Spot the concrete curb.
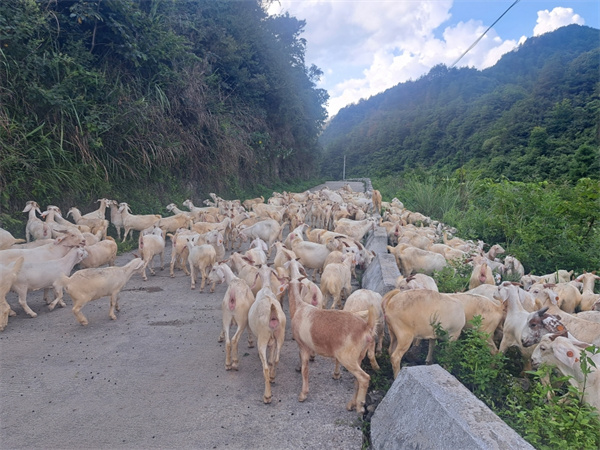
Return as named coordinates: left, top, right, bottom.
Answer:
left=370, top=365, right=535, bottom=450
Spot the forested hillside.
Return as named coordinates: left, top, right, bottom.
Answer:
left=320, top=25, right=599, bottom=183
left=0, top=0, right=328, bottom=219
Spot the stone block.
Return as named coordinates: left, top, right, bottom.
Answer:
left=362, top=252, right=399, bottom=296
left=371, top=365, right=534, bottom=450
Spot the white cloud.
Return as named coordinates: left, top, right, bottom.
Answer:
left=325, top=18, right=519, bottom=116
left=533, top=7, right=584, bottom=36
left=267, top=1, right=540, bottom=117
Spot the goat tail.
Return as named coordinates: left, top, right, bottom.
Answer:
left=268, top=303, right=280, bottom=330
left=228, top=293, right=236, bottom=311
left=366, top=304, right=377, bottom=335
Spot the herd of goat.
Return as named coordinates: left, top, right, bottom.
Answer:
left=0, top=183, right=599, bottom=414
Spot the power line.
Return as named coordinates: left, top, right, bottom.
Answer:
left=451, top=0, right=521, bottom=68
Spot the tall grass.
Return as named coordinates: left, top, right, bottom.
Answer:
left=373, top=173, right=600, bottom=274
left=375, top=173, right=475, bottom=221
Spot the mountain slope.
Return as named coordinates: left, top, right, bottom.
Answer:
left=319, top=25, right=599, bottom=182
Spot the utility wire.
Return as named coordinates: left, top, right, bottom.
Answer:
left=451, top=0, right=521, bottom=68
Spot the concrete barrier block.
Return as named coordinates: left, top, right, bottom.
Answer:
left=371, top=365, right=534, bottom=450
left=365, top=226, right=389, bottom=254
left=361, top=253, right=399, bottom=296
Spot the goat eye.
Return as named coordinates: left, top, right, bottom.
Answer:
left=540, top=345, right=546, bottom=351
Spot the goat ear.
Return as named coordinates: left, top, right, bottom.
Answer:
left=537, top=306, right=549, bottom=316
left=553, top=341, right=579, bottom=368
left=572, top=339, right=591, bottom=349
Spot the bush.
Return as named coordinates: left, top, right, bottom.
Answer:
left=434, top=318, right=600, bottom=448
left=432, top=257, right=472, bottom=293
left=373, top=173, right=600, bottom=275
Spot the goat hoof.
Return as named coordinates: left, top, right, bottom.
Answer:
left=332, top=372, right=341, bottom=380
left=248, top=342, right=255, bottom=348
left=225, top=365, right=232, bottom=371
left=28, top=312, right=38, bottom=318
left=263, top=395, right=272, bottom=404
left=298, top=393, right=307, bottom=402
left=48, top=304, right=55, bottom=312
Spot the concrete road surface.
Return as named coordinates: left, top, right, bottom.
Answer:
left=0, top=194, right=366, bottom=449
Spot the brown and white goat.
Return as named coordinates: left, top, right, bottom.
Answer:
left=288, top=277, right=376, bottom=415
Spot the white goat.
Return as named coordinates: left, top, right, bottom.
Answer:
left=343, top=289, right=384, bottom=369
left=79, top=237, right=118, bottom=269
left=238, top=219, right=282, bottom=257
left=138, top=226, right=165, bottom=281
left=0, top=229, right=85, bottom=266
left=382, top=289, right=465, bottom=378
left=12, top=246, right=88, bottom=316
left=245, top=238, right=268, bottom=266
left=0, top=257, right=24, bottom=331
left=107, top=200, right=124, bottom=240
left=492, top=282, right=536, bottom=371
left=60, top=258, right=145, bottom=325
left=522, top=286, right=600, bottom=347
left=156, top=213, right=192, bottom=235
left=395, top=274, right=438, bottom=292
left=207, top=262, right=256, bottom=370
left=248, top=265, right=287, bottom=404
left=118, top=202, right=161, bottom=242
left=531, top=334, right=600, bottom=411
left=23, top=201, right=49, bottom=242
left=167, top=228, right=196, bottom=277
left=333, top=218, right=375, bottom=241
left=576, top=272, right=600, bottom=311
left=67, top=207, right=108, bottom=238
left=81, top=198, right=110, bottom=220
left=0, top=228, right=26, bottom=250
left=186, top=234, right=217, bottom=292
left=320, top=253, right=354, bottom=309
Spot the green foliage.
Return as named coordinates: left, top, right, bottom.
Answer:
left=435, top=317, right=512, bottom=406
left=320, top=25, right=599, bottom=184
left=364, top=348, right=393, bottom=393
left=501, top=360, right=600, bottom=449
left=434, top=319, right=600, bottom=449
left=374, top=173, right=600, bottom=275
left=433, top=258, right=472, bottom=293
left=0, top=0, right=328, bottom=225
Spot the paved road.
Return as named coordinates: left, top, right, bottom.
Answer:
left=309, top=181, right=366, bottom=193
left=0, top=189, right=365, bottom=450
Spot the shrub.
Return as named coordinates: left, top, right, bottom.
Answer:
left=434, top=318, right=600, bottom=448
left=433, top=257, right=472, bottom=293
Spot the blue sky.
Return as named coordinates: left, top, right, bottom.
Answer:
left=267, top=1, right=600, bottom=117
